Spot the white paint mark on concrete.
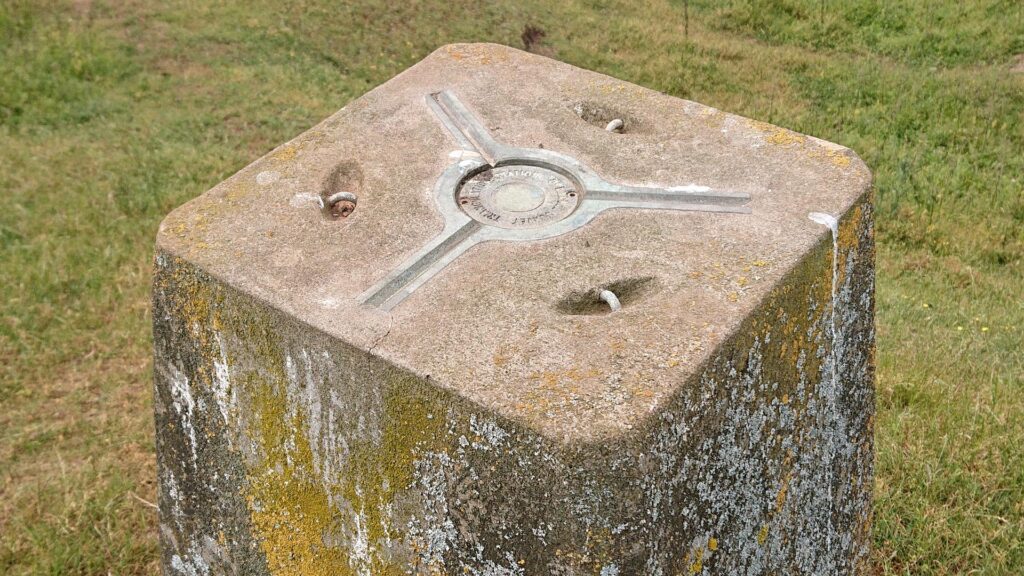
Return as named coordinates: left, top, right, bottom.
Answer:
left=808, top=212, right=840, bottom=374
left=256, top=170, right=280, bottom=185
left=808, top=212, right=838, bottom=239
left=290, top=192, right=324, bottom=208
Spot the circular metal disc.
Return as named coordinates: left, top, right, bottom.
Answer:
left=456, top=164, right=582, bottom=229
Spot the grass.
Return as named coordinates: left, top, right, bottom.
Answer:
left=0, top=0, right=1021, bottom=573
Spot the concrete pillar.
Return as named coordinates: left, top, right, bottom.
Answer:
left=153, top=43, right=874, bottom=575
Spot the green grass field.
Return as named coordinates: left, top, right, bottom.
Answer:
left=1, top=0, right=1021, bottom=574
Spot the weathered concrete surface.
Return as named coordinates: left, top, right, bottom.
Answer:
left=153, top=43, right=875, bottom=575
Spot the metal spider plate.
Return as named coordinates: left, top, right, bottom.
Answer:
left=359, top=91, right=752, bottom=310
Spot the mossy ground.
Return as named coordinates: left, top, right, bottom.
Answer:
left=1, top=1, right=1021, bottom=574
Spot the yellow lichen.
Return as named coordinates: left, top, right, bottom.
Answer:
left=775, top=472, right=792, bottom=512
left=245, top=374, right=350, bottom=576
left=747, top=120, right=806, bottom=146
left=835, top=203, right=866, bottom=289
left=806, top=146, right=853, bottom=169
left=825, top=149, right=852, bottom=167
left=443, top=44, right=509, bottom=65
left=241, top=361, right=440, bottom=575
left=757, top=524, right=769, bottom=545
left=164, top=260, right=428, bottom=575
left=272, top=144, right=299, bottom=162
left=699, top=107, right=728, bottom=128
left=551, top=527, right=616, bottom=575
left=689, top=548, right=704, bottom=574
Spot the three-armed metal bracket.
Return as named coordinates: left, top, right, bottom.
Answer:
left=358, top=91, right=751, bottom=310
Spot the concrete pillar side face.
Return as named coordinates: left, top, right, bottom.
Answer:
left=154, top=254, right=619, bottom=575
left=152, top=194, right=872, bottom=575
left=153, top=255, right=270, bottom=576
left=153, top=43, right=875, bottom=575
left=630, top=197, right=875, bottom=575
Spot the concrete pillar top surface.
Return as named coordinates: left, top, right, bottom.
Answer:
left=157, top=43, right=871, bottom=444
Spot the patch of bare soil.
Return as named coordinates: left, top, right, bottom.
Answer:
left=521, top=24, right=557, bottom=58
left=1012, top=54, right=1024, bottom=74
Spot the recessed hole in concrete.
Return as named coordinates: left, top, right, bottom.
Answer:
left=572, top=102, right=636, bottom=133
left=321, top=161, right=363, bottom=219
left=556, top=276, right=659, bottom=315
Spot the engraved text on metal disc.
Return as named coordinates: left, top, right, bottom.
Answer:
left=456, top=165, right=582, bottom=229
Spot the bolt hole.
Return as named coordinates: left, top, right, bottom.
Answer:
left=327, top=192, right=357, bottom=218
left=320, top=161, right=363, bottom=220
left=571, top=102, right=638, bottom=134
left=555, top=276, right=659, bottom=316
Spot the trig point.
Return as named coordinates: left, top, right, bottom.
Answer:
left=153, top=43, right=874, bottom=575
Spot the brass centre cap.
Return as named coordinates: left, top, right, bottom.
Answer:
left=456, top=165, right=582, bottom=229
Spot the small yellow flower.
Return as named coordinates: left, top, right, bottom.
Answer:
left=982, top=327, right=989, bottom=332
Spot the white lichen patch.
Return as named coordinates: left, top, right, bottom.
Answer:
left=212, top=333, right=234, bottom=426
left=163, top=361, right=199, bottom=464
